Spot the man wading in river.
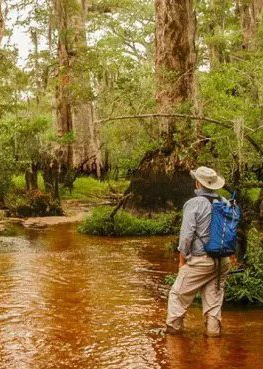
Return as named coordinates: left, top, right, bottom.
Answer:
left=166, top=166, right=231, bottom=337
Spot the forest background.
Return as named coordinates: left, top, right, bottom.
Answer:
left=1, top=0, right=263, bottom=303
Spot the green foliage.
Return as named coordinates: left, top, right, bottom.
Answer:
left=5, top=189, right=63, bottom=217
left=0, top=111, right=52, bottom=164
left=61, top=177, right=129, bottom=201
left=12, top=174, right=45, bottom=191
left=0, top=152, right=15, bottom=200
left=79, top=206, right=181, bottom=236
left=87, top=0, right=157, bottom=177
left=0, top=49, right=28, bottom=117
left=12, top=174, right=129, bottom=204
left=165, top=239, right=179, bottom=252
left=3, top=0, right=263, bottom=208
left=225, top=228, right=263, bottom=304
left=164, top=274, right=177, bottom=286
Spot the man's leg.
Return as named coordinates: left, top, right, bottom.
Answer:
left=166, top=256, right=216, bottom=332
left=166, top=265, right=196, bottom=332
left=201, top=257, right=230, bottom=337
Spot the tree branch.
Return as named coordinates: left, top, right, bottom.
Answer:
left=242, top=182, right=263, bottom=188
left=95, top=113, right=232, bottom=128
left=87, top=5, right=112, bottom=13
left=95, top=113, right=263, bottom=155
left=110, top=193, right=132, bottom=219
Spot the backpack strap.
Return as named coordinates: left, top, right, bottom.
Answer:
left=216, top=257, right=221, bottom=291
left=199, top=194, right=222, bottom=203
left=193, top=194, right=221, bottom=244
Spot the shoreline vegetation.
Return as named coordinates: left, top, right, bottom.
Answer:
left=79, top=206, right=181, bottom=236
left=11, top=175, right=128, bottom=204
left=3, top=175, right=127, bottom=218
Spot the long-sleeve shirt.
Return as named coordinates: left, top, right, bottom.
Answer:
left=178, top=188, right=220, bottom=259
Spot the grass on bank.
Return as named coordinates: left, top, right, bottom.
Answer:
left=79, top=206, right=182, bottom=236
left=12, top=175, right=129, bottom=203
left=165, top=227, right=263, bottom=305
left=60, top=177, right=128, bottom=201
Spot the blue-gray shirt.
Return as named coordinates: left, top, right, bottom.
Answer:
left=178, top=188, right=220, bottom=259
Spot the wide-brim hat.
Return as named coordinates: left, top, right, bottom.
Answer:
left=190, top=166, right=225, bottom=190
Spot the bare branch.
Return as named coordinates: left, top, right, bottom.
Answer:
left=242, top=182, right=263, bottom=188
left=87, top=5, right=112, bottom=13
left=95, top=113, right=263, bottom=155
left=110, top=193, right=132, bottom=219
left=95, top=113, right=232, bottom=128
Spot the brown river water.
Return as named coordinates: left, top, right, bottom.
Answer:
left=0, top=223, right=262, bottom=369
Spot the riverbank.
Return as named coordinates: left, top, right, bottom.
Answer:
left=0, top=199, right=97, bottom=230
left=0, top=176, right=129, bottom=230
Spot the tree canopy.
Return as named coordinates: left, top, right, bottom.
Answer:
left=1, top=0, right=263, bottom=211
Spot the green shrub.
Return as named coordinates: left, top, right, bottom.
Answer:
left=5, top=189, right=63, bottom=217
left=60, top=177, right=129, bottom=202
left=0, top=153, right=14, bottom=200
left=225, top=227, right=263, bottom=304
left=164, top=274, right=177, bottom=285
left=165, top=238, right=179, bottom=252
left=12, top=174, right=45, bottom=192
left=79, top=206, right=181, bottom=236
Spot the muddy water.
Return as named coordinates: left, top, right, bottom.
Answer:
left=0, top=224, right=262, bottom=369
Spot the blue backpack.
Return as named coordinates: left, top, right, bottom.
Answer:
left=201, top=194, right=241, bottom=257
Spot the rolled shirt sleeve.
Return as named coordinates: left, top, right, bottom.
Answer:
left=178, top=199, right=198, bottom=258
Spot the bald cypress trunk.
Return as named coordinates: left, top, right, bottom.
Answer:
left=155, top=0, right=197, bottom=145
left=71, top=0, right=103, bottom=177
left=236, top=0, right=263, bottom=50
left=206, top=0, right=227, bottom=69
left=0, top=0, right=4, bottom=45
left=125, top=0, right=197, bottom=212
left=53, top=0, right=103, bottom=175
left=53, top=0, right=74, bottom=168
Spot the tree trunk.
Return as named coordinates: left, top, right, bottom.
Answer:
left=42, top=159, right=60, bottom=201
left=53, top=0, right=74, bottom=168
left=155, top=0, right=197, bottom=144
left=53, top=0, right=103, bottom=176
left=0, top=0, right=4, bottom=45
left=236, top=0, right=263, bottom=50
left=207, top=0, right=227, bottom=69
left=30, top=29, right=41, bottom=105
left=70, top=0, right=103, bottom=177
left=25, top=163, right=39, bottom=191
left=125, top=0, right=198, bottom=211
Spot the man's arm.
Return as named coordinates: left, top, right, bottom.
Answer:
left=178, top=200, right=198, bottom=261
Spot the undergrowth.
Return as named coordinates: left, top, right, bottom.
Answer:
left=225, top=227, right=263, bottom=304
left=79, top=206, right=182, bottom=236
left=12, top=175, right=128, bottom=203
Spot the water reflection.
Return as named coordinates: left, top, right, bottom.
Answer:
left=0, top=224, right=261, bottom=368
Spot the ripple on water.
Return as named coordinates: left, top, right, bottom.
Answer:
left=0, top=224, right=261, bottom=369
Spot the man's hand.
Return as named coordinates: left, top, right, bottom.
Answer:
left=179, top=252, right=186, bottom=269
